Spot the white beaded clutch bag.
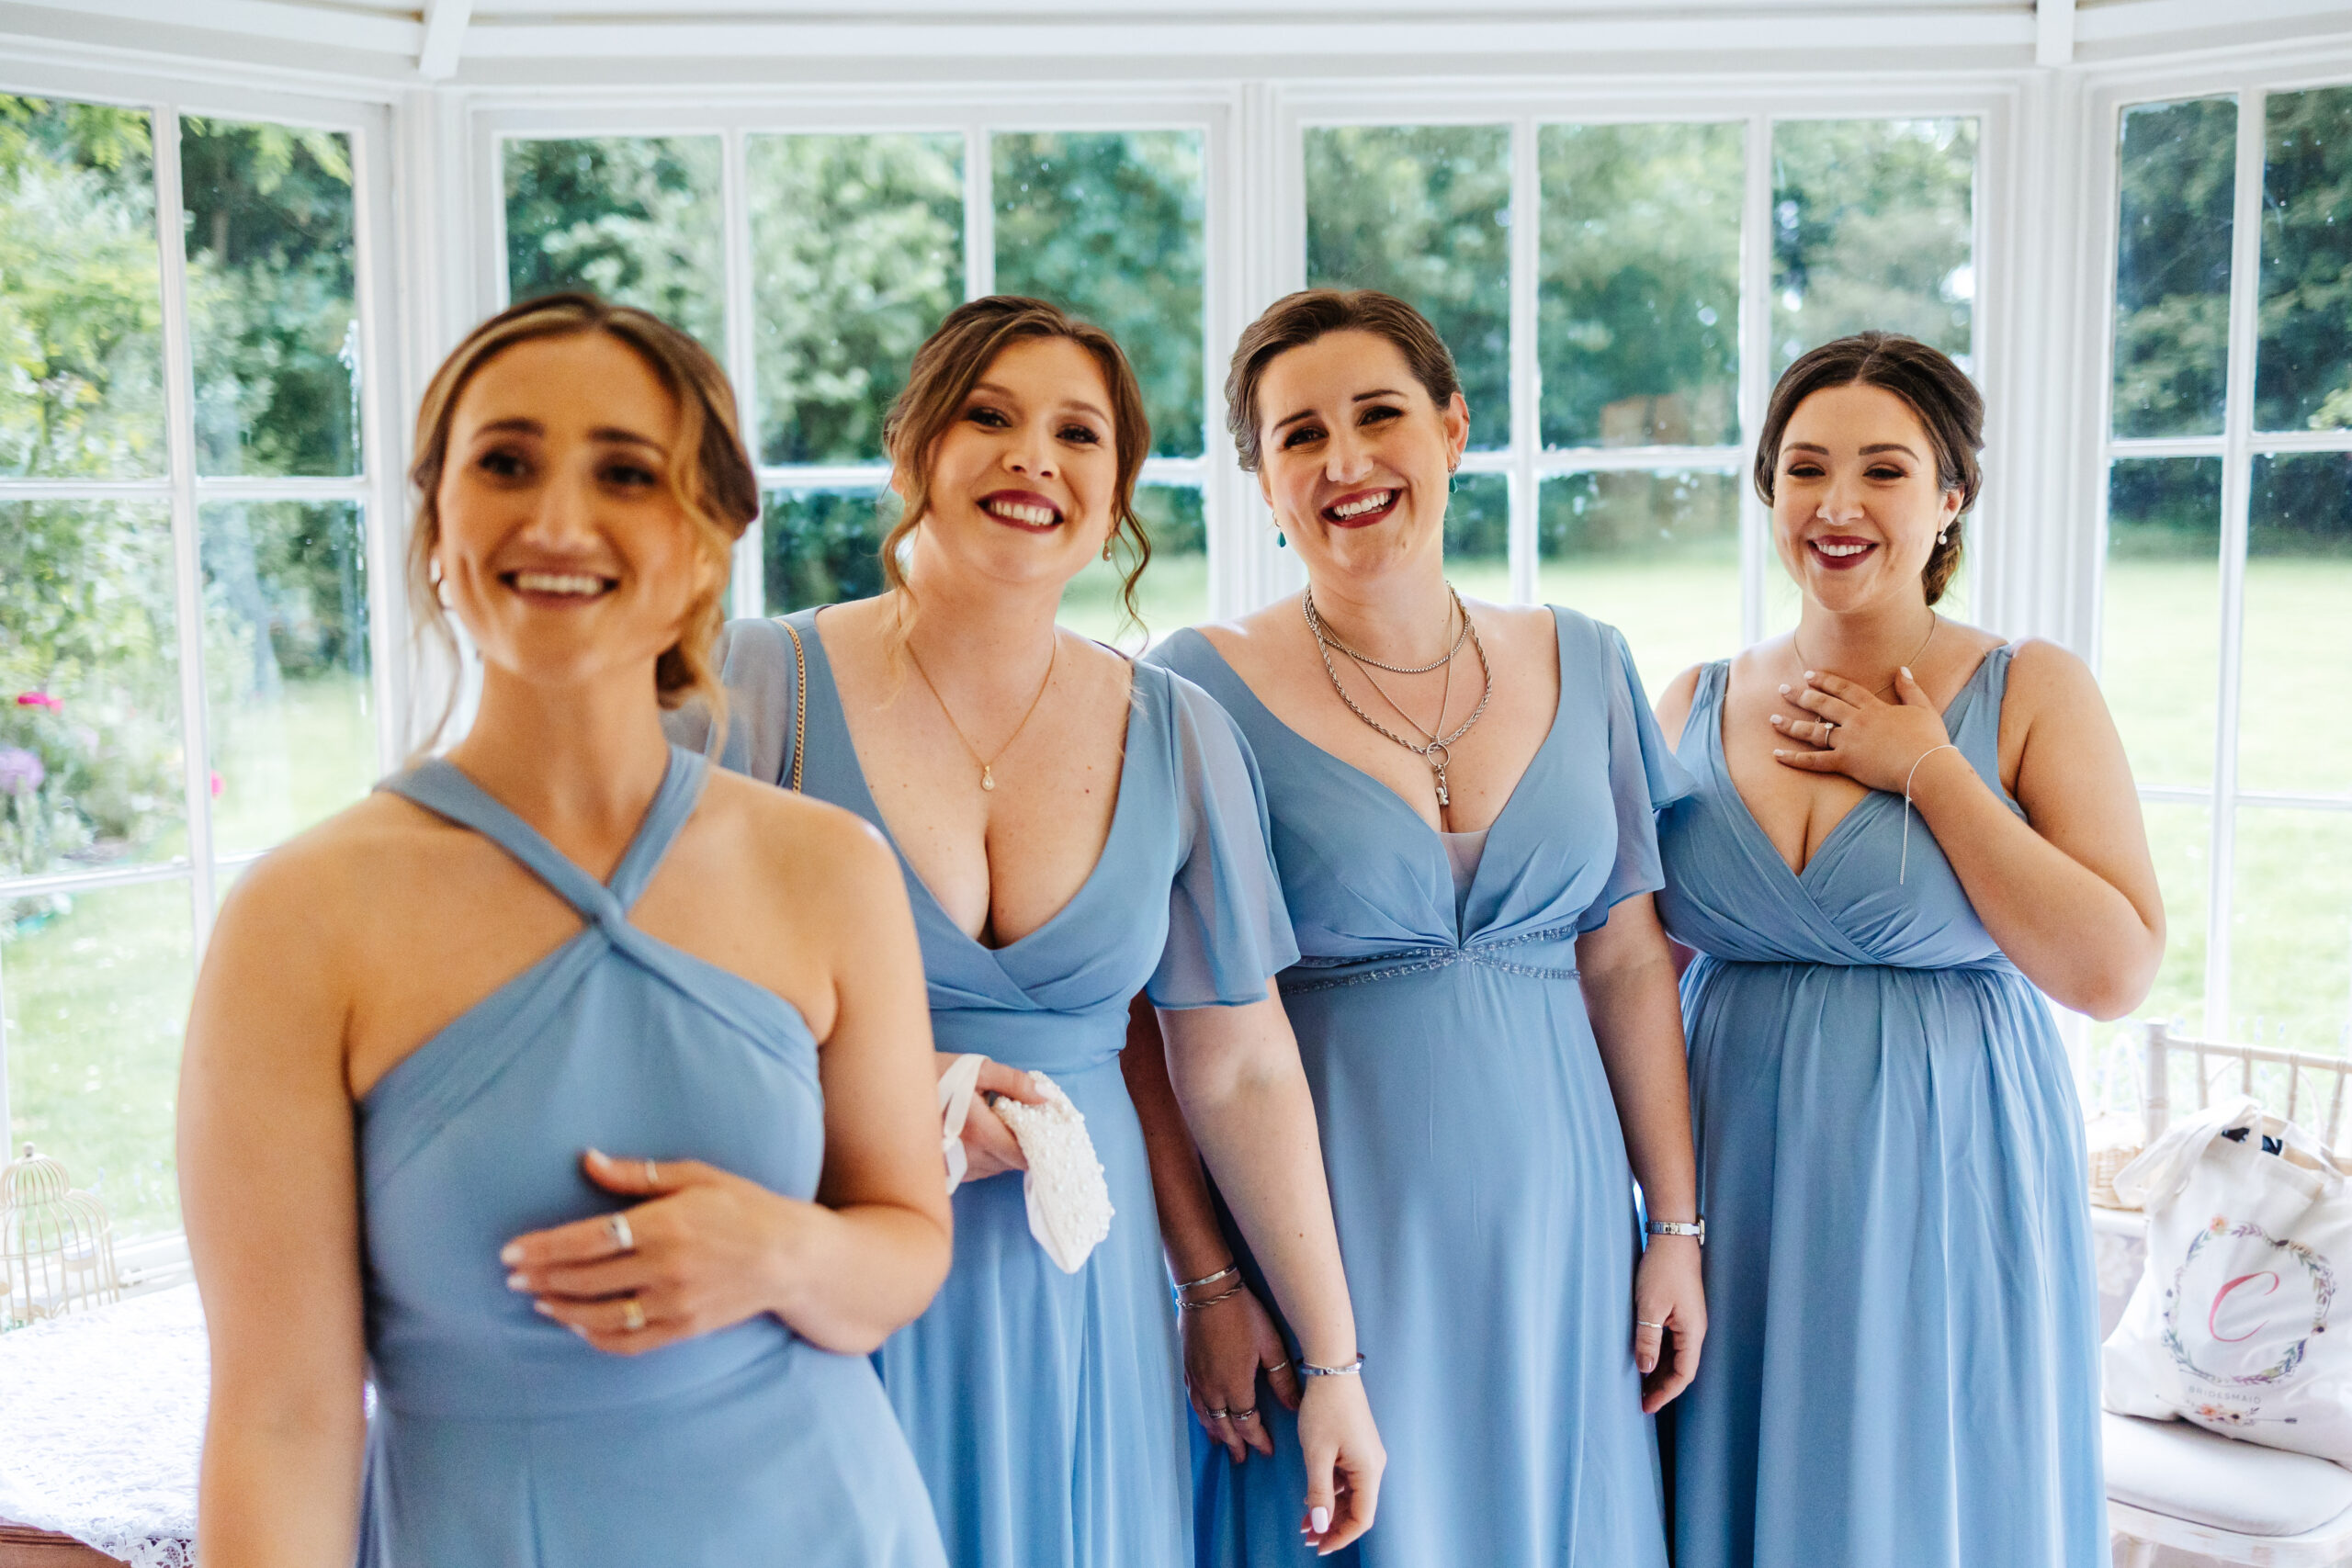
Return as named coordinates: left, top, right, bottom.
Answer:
left=991, top=1071, right=1114, bottom=1274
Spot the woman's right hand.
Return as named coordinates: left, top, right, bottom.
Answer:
left=944, top=1053, right=1045, bottom=1181
left=1296, top=1372, right=1384, bottom=1555
left=1182, top=1284, right=1299, bottom=1461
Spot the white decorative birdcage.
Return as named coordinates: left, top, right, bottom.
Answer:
left=0, top=1144, right=121, bottom=1328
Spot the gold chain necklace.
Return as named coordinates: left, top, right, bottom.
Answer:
left=906, top=635, right=1057, bottom=793
left=1792, top=612, right=1939, bottom=701
left=1302, top=585, right=1493, bottom=809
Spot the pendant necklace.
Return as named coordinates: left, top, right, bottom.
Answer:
left=1303, top=584, right=1493, bottom=810
left=907, top=634, right=1057, bottom=793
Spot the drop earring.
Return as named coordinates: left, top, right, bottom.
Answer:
left=1276, top=530, right=1287, bottom=548
left=1938, top=526, right=1951, bottom=546
left=1102, top=536, right=1114, bottom=562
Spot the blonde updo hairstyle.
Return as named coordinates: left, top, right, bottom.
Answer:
left=879, top=296, right=1154, bottom=637
left=406, top=291, right=759, bottom=746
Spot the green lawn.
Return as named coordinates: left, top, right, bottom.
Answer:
left=5, top=559, right=2346, bottom=1248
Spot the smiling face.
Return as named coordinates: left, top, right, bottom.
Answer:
left=1770, top=381, right=1963, bottom=615
left=1255, top=329, right=1468, bottom=578
left=901, top=333, right=1120, bottom=592
left=432, top=331, right=715, bottom=695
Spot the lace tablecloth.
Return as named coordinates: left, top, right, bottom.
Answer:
left=0, top=1287, right=202, bottom=1568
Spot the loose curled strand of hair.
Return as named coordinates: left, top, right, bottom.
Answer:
left=878, top=296, right=1155, bottom=648
left=403, top=291, right=759, bottom=755
left=1752, top=329, right=1984, bottom=608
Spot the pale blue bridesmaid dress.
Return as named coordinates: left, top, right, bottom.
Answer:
left=673, top=610, right=1297, bottom=1568
left=357, top=746, right=945, bottom=1567
left=1656, top=648, right=2104, bottom=1568
left=1148, top=606, right=1690, bottom=1568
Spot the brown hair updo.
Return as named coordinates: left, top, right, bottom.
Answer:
left=406, top=291, right=758, bottom=745
left=880, top=296, right=1153, bottom=632
left=1753, top=331, right=1984, bottom=607
left=1225, top=288, right=1462, bottom=472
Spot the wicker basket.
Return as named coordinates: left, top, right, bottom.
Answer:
left=2086, top=1113, right=2145, bottom=1210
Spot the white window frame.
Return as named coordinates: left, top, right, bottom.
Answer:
left=2083, top=48, right=2352, bottom=1042
left=0, top=55, right=408, bottom=1268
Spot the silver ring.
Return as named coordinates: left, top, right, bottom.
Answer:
left=621, top=1297, right=647, bottom=1333
left=1635, top=1318, right=1667, bottom=1330
left=1231, top=1407, right=1258, bottom=1421
left=605, top=1213, right=635, bottom=1254
left=1206, top=1407, right=1231, bottom=1420
left=1266, top=1359, right=1292, bottom=1374
left=643, top=1159, right=660, bottom=1186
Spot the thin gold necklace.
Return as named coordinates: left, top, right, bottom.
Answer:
left=906, top=635, right=1057, bottom=793
left=1792, top=612, right=1939, bottom=701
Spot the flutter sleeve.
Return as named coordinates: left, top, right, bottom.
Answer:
left=1145, top=671, right=1301, bottom=1009
left=1580, top=620, right=1701, bottom=932
left=659, top=617, right=801, bottom=788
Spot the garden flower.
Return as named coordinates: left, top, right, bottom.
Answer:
left=15, top=692, right=62, bottom=713
left=0, top=746, right=44, bottom=796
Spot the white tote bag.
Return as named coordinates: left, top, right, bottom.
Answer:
left=2103, top=1094, right=2352, bottom=1463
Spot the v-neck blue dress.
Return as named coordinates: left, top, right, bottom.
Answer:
left=1149, top=606, right=1691, bottom=1568
left=357, top=747, right=945, bottom=1567
left=1655, top=649, right=2103, bottom=1568
left=672, top=611, right=1298, bottom=1568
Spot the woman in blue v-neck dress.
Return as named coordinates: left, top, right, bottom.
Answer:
left=1653, top=333, right=2165, bottom=1568
left=181, top=295, right=952, bottom=1565
left=669, top=298, right=1385, bottom=1568
left=1134, top=288, right=1707, bottom=1567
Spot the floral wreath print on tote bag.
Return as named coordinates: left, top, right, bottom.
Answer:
left=2158, top=1216, right=2337, bottom=1407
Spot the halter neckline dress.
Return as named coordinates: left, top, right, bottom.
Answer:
left=358, top=745, right=944, bottom=1567
left=1150, top=605, right=1690, bottom=1568
left=675, top=612, right=1298, bottom=1568
left=1656, top=648, right=2103, bottom=1568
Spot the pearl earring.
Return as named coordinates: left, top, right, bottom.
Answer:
left=1938, top=527, right=1951, bottom=546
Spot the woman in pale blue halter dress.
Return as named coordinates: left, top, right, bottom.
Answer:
left=670, top=298, right=1385, bottom=1568
left=1133, top=289, right=1707, bottom=1568
left=1653, top=333, right=2164, bottom=1568
left=180, top=297, right=953, bottom=1566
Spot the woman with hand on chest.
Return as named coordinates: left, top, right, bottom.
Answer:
left=1653, top=332, right=2164, bottom=1568
left=670, top=296, right=1383, bottom=1567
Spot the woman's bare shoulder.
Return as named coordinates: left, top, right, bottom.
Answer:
left=697, top=769, right=900, bottom=893
left=211, top=791, right=479, bottom=962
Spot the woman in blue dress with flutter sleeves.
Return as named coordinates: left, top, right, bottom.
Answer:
left=1653, top=333, right=2165, bottom=1568
left=671, top=298, right=1385, bottom=1568
left=1134, top=288, right=1706, bottom=1568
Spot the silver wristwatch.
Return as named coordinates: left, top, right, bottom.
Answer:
left=1645, top=1218, right=1705, bottom=1245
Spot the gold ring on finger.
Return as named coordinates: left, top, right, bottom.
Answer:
left=621, top=1296, right=647, bottom=1333
left=605, top=1213, right=635, bottom=1254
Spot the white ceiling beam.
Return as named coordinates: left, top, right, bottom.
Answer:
left=418, top=0, right=472, bottom=80
left=2036, top=0, right=2075, bottom=67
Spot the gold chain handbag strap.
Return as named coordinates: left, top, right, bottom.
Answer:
left=778, top=618, right=807, bottom=794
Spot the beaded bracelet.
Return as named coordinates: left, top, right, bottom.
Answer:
left=1176, top=1263, right=1238, bottom=1293
left=1298, top=1352, right=1366, bottom=1378
left=1178, top=1284, right=1245, bottom=1313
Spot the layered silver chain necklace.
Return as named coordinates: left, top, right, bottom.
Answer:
left=1302, top=584, right=1493, bottom=809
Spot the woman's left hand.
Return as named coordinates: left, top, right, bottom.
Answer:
left=503, top=1147, right=810, bottom=1357
left=1633, top=1235, right=1706, bottom=1415
left=1770, top=667, right=1952, bottom=795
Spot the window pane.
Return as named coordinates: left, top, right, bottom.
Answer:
left=2113, top=96, right=2236, bottom=439
left=1306, top=125, right=1511, bottom=451
left=1770, top=118, right=1976, bottom=376
left=2240, top=453, right=2352, bottom=794
left=503, top=136, right=724, bottom=352
left=0, top=502, right=182, bottom=879
left=993, top=132, right=1204, bottom=459
left=1057, top=484, right=1206, bottom=649
left=749, top=133, right=962, bottom=466
left=201, top=502, right=373, bottom=857
left=1, top=879, right=194, bottom=1239
left=2141, top=800, right=2211, bottom=1029
left=1538, top=122, right=1741, bottom=450
left=762, top=488, right=888, bottom=616
left=2257, top=85, right=2352, bottom=433
left=1539, top=470, right=1740, bottom=698
left=2103, top=457, right=2222, bottom=787
left=2230, top=808, right=2352, bottom=1051
left=182, top=118, right=359, bottom=477
left=0, top=96, right=164, bottom=478
left=1440, top=472, right=1510, bottom=604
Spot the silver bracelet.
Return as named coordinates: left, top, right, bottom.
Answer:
left=1297, top=1352, right=1366, bottom=1378
left=1176, top=1263, right=1238, bottom=1293
left=1179, top=1284, right=1245, bottom=1313
left=1645, top=1217, right=1705, bottom=1245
